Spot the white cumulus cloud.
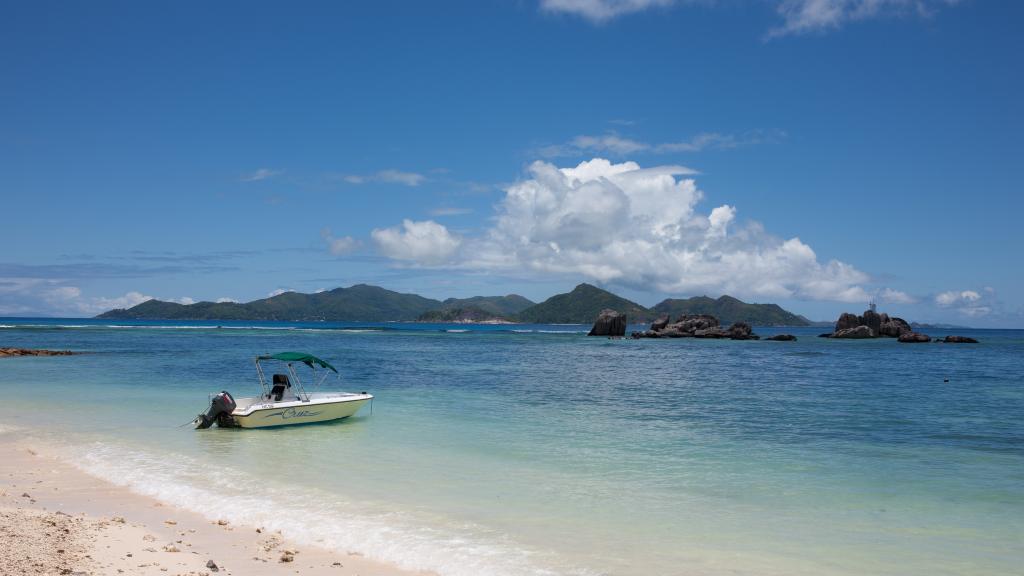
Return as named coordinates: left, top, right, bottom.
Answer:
left=540, top=132, right=765, bottom=158
left=371, top=219, right=462, bottom=265
left=540, top=0, right=674, bottom=23
left=344, top=169, right=426, bottom=187
left=935, top=289, right=980, bottom=307
left=321, top=228, right=360, bottom=256
left=934, top=288, right=991, bottom=317
left=78, top=291, right=155, bottom=314
left=878, top=287, right=916, bottom=304
left=373, top=158, right=874, bottom=303
left=770, top=0, right=962, bottom=37
left=240, top=168, right=283, bottom=182
left=541, top=0, right=961, bottom=36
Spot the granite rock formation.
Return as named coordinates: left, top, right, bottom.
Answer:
left=826, top=308, right=912, bottom=339
left=0, top=348, right=78, bottom=357
left=631, top=315, right=759, bottom=340
left=941, top=335, right=979, bottom=343
left=588, top=309, right=627, bottom=337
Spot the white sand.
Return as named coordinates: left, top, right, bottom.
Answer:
left=0, top=438, right=429, bottom=576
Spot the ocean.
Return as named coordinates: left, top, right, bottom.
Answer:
left=1, top=319, right=1021, bottom=576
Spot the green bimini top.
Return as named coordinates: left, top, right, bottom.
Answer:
left=257, top=352, right=338, bottom=373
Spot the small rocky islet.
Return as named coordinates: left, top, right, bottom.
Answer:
left=0, top=347, right=79, bottom=357
left=818, top=308, right=979, bottom=344
left=588, top=306, right=978, bottom=344
left=587, top=309, right=782, bottom=340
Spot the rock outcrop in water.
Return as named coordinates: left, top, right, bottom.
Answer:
left=765, top=334, right=797, bottom=341
left=824, top=308, right=981, bottom=344
left=825, top=308, right=912, bottom=339
left=588, top=309, right=627, bottom=337
left=631, top=314, right=759, bottom=340
left=0, top=348, right=78, bottom=357
left=940, top=335, right=979, bottom=343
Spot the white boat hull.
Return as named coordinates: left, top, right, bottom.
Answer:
left=231, top=393, right=372, bottom=428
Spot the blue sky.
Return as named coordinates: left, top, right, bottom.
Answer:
left=1, top=0, right=1021, bottom=326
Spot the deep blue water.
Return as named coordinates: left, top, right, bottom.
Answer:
left=1, top=319, right=1021, bottom=576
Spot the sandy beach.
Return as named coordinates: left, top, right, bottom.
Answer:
left=0, top=438, right=423, bottom=576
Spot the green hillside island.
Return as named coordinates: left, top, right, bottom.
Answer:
left=651, top=295, right=812, bottom=327
left=440, top=294, right=535, bottom=317
left=515, top=283, right=656, bottom=324
left=416, top=306, right=517, bottom=323
left=98, top=284, right=443, bottom=322
left=97, top=283, right=810, bottom=326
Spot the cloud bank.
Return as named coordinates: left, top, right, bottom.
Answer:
left=371, top=158, right=879, bottom=303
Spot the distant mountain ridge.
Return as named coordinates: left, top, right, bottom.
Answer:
left=651, top=295, right=811, bottom=327
left=515, top=283, right=656, bottom=324
left=440, top=295, right=534, bottom=316
left=98, top=283, right=811, bottom=326
left=98, top=284, right=442, bottom=322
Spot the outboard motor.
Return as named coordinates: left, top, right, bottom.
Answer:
left=193, top=391, right=237, bottom=429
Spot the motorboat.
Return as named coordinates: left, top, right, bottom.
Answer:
left=194, top=352, right=372, bottom=429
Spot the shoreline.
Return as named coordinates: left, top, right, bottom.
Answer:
left=0, top=438, right=425, bottom=576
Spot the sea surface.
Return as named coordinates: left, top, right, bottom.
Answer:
left=1, top=318, right=1021, bottom=576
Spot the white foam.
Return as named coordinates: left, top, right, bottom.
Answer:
left=70, top=442, right=589, bottom=576
left=445, top=329, right=470, bottom=333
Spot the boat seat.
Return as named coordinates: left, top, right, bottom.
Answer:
left=269, top=373, right=291, bottom=401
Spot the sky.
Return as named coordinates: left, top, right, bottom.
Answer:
left=1, top=0, right=1021, bottom=326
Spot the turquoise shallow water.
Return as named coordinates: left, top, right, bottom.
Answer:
left=1, top=319, right=1022, bottom=575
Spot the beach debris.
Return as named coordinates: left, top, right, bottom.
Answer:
left=216, top=519, right=229, bottom=526
left=111, top=516, right=126, bottom=523
left=206, top=559, right=220, bottom=572
left=332, top=561, right=343, bottom=567
left=162, top=543, right=181, bottom=552
left=164, top=519, right=177, bottom=525
left=279, top=551, right=295, bottom=563
left=143, top=534, right=157, bottom=542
